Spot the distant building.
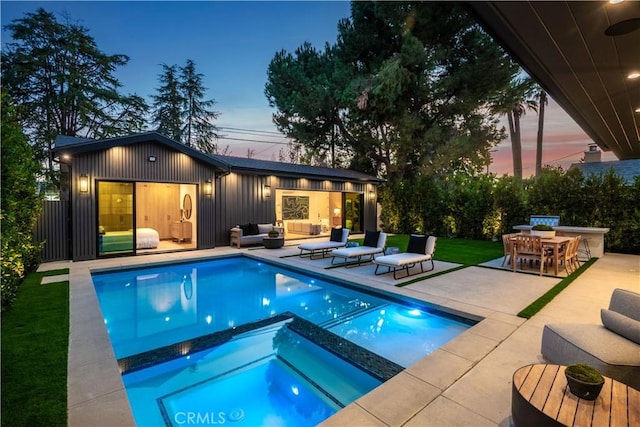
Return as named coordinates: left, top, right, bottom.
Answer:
left=569, top=145, right=640, bottom=185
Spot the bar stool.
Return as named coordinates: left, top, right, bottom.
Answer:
left=578, top=237, right=592, bottom=260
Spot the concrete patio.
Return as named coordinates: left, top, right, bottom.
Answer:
left=40, top=237, right=639, bottom=426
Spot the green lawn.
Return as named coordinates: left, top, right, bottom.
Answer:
left=1, top=269, right=69, bottom=427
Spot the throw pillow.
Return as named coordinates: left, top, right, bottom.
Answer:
left=330, top=227, right=343, bottom=242
left=601, top=309, right=640, bottom=345
left=363, top=230, right=380, bottom=247
left=407, top=235, right=427, bottom=254
left=239, top=223, right=252, bottom=236
left=249, top=223, right=260, bottom=236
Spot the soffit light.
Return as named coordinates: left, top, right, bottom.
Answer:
left=628, top=72, right=640, bottom=79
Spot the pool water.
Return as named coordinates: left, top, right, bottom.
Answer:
left=123, top=320, right=382, bottom=426
left=92, top=256, right=473, bottom=426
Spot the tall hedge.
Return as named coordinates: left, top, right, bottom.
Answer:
left=1, top=92, right=43, bottom=311
left=379, top=167, right=639, bottom=254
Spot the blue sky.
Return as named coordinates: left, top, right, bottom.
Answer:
left=1, top=1, right=351, bottom=158
left=2, top=1, right=613, bottom=174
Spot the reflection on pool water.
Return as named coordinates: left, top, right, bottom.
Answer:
left=92, top=256, right=474, bottom=426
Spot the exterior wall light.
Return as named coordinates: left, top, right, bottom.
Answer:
left=204, top=180, right=213, bottom=196
left=79, top=175, right=89, bottom=193
left=148, top=155, right=157, bottom=162
left=263, top=184, right=271, bottom=199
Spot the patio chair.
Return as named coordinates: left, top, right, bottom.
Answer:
left=501, top=233, right=519, bottom=267
left=298, top=228, right=350, bottom=259
left=373, top=235, right=437, bottom=279
left=556, top=235, right=581, bottom=275
left=512, top=234, right=548, bottom=276
left=331, top=230, right=387, bottom=267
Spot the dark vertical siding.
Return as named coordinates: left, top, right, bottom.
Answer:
left=215, top=173, right=378, bottom=246
left=70, top=142, right=217, bottom=261
left=33, top=201, right=69, bottom=262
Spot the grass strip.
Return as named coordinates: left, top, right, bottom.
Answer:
left=41, top=268, right=69, bottom=276
left=517, top=258, right=598, bottom=319
left=1, top=271, right=69, bottom=427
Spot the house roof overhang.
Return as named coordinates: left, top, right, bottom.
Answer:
left=466, top=1, right=640, bottom=160
left=53, top=131, right=231, bottom=174
left=53, top=132, right=384, bottom=184
left=210, top=154, right=385, bottom=184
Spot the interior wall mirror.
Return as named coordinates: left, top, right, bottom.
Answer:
left=183, top=194, right=192, bottom=220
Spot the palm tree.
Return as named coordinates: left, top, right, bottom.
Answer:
left=535, top=88, right=548, bottom=177
left=491, top=74, right=538, bottom=180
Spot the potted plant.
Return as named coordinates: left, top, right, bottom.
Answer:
left=268, top=228, right=280, bottom=238
left=565, top=363, right=604, bottom=400
left=531, top=224, right=556, bottom=238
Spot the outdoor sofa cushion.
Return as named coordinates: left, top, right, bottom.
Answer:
left=601, top=309, right=640, bottom=345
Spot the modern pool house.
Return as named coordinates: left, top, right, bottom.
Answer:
left=42, top=131, right=383, bottom=262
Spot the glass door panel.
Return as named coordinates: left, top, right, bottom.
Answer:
left=344, top=192, right=363, bottom=233
left=98, top=181, right=134, bottom=256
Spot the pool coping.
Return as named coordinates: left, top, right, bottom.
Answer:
left=65, top=247, right=524, bottom=426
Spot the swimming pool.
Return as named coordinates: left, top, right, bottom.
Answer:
left=92, top=256, right=474, bottom=425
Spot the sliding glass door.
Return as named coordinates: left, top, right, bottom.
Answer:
left=97, top=181, right=134, bottom=256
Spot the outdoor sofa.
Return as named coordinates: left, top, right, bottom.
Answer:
left=229, top=223, right=282, bottom=248
left=541, top=288, right=640, bottom=390
left=298, top=227, right=350, bottom=259
left=287, top=222, right=321, bottom=235
left=373, top=235, right=437, bottom=279
left=331, top=230, right=387, bottom=267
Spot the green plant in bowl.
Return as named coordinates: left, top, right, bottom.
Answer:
left=532, top=224, right=554, bottom=231
left=268, top=228, right=280, bottom=238
left=565, top=363, right=604, bottom=400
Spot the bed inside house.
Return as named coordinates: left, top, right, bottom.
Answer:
left=99, top=228, right=159, bottom=252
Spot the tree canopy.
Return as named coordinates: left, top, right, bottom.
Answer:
left=1, top=8, right=148, bottom=185
left=151, top=59, right=220, bottom=153
left=265, top=2, right=520, bottom=182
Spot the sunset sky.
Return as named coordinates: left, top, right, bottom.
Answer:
left=2, top=1, right=616, bottom=177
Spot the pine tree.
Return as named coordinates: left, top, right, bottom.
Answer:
left=151, top=64, right=184, bottom=141
left=180, top=59, right=220, bottom=153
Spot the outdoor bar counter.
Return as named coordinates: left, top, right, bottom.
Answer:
left=513, top=225, right=610, bottom=259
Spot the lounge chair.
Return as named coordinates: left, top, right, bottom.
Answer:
left=373, top=235, right=437, bottom=279
left=331, top=230, right=387, bottom=267
left=298, top=228, right=350, bottom=259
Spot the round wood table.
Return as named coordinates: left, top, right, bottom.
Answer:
left=512, top=364, right=640, bottom=427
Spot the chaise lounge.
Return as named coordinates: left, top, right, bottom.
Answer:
left=331, top=230, right=387, bottom=267
left=298, top=227, right=350, bottom=259
left=541, top=288, right=640, bottom=390
left=373, top=235, right=437, bottom=279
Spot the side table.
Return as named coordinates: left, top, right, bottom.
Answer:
left=512, top=364, right=639, bottom=427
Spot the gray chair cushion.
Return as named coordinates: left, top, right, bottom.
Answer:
left=609, top=288, right=640, bottom=321
left=601, top=309, right=640, bottom=345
